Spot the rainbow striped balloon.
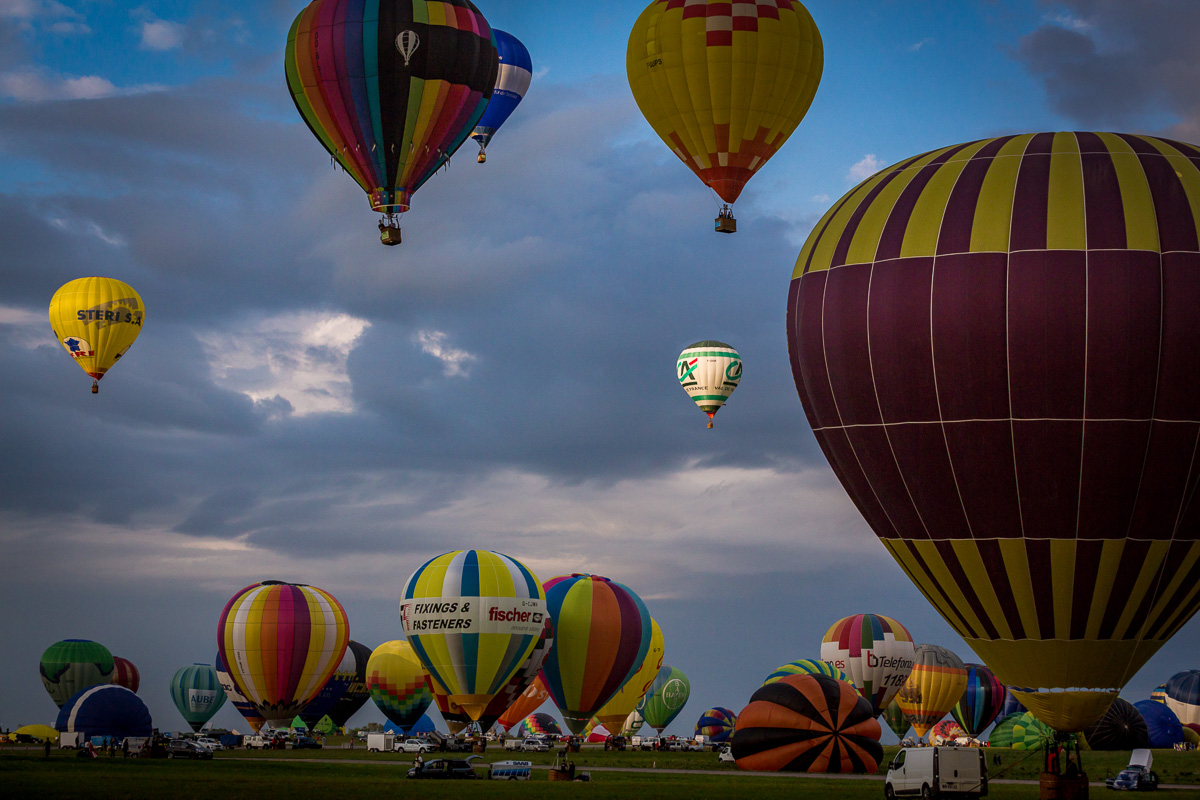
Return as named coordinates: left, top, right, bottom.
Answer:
left=401, top=550, right=546, bottom=721
left=216, top=580, right=349, bottom=727
left=540, top=574, right=652, bottom=734
left=763, top=659, right=853, bottom=687
left=820, top=613, right=915, bottom=717
left=695, top=707, right=737, bottom=742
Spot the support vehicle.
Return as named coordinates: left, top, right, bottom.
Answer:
left=1106, top=749, right=1159, bottom=791
left=885, top=746, right=988, bottom=798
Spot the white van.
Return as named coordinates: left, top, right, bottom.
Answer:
left=885, top=746, right=988, bottom=798
left=489, top=760, right=533, bottom=780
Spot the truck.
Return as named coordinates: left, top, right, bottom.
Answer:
left=884, top=746, right=988, bottom=799
left=366, top=733, right=395, bottom=753
left=59, top=732, right=85, bottom=749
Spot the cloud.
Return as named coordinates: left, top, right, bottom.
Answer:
left=415, top=330, right=477, bottom=378
left=908, top=37, right=933, bottom=52
left=139, top=19, right=184, bottom=51
left=0, top=67, right=162, bottom=101
left=847, top=154, right=882, bottom=182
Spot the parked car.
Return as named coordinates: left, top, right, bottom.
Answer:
left=399, top=738, right=437, bottom=754
left=167, top=740, right=214, bottom=760
left=292, top=736, right=322, bottom=750
left=639, top=736, right=661, bottom=751
left=718, top=744, right=736, bottom=764
left=194, top=737, right=221, bottom=751
left=443, top=738, right=472, bottom=752
left=1106, top=749, right=1158, bottom=791
left=406, top=757, right=481, bottom=779
left=504, top=737, right=547, bottom=752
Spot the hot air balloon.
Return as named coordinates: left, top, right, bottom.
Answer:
left=1151, top=683, right=1168, bottom=703
left=882, top=699, right=910, bottom=739
left=540, top=573, right=652, bottom=734
left=622, top=709, right=645, bottom=737
left=285, top=0, right=499, bottom=245
left=40, top=639, right=114, bottom=709
left=474, top=615, right=555, bottom=734
left=1134, top=699, right=1184, bottom=747
left=677, top=341, right=742, bottom=428
left=325, top=641, right=373, bottom=728
left=733, top=674, right=882, bottom=773
left=1083, top=697, right=1148, bottom=750
left=170, top=664, right=227, bottom=732
left=55, top=685, right=151, bottom=742
left=427, top=672, right=472, bottom=735
left=695, top=707, right=737, bottom=743
left=48, top=277, right=145, bottom=393
left=627, top=0, right=823, bottom=232
left=215, top=649, right=266, bottom=733
left=496, top=674, right=551, bottom=734
left=512, top=711, right=561, bottom=739
left=819, top=614, right=915, bottom=717
left=300, top=640, right=371, bottom=730
left=787, top=131, right=1200, bottom=732
left=110, top=657, right=140, bottom=694
left=763, top=659, right=851, bottom=687
left=895, top=645, right=967, bottom=740
left=470, top=29, right=531, bottom=163
left=989, top=711, right=1054, bottom=750
left=594, top=618, right=664, bottom=732
left=216, top=580, right=350, bottom=727
left=639, top=665, right=691, bottom=734
left=366, top=640, right=433, bottom=732
left=401, top=550, right=546, bottom=722
left=951, top=663, right=1006, bottom=738
left=1164, top=669, right=1200, bottom=726
left=930, top=719, right=966, bottom=745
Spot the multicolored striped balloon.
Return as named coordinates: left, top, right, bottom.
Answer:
left=215, top=649, right=265, bottom=732
left=476, top=615, right=554, bottom=733
left=285, top=0, right=499, bottom=217
left=170, top=663, right=227, bottom=732
left=216, top=580, right=350, bottom=727
left=110, top=656, right=140, bottom=694
left=1151, top=683, right=1169, bottom=703
left=540, top=573, right=652, bottom=734
left=929, top=718, right=966, bottom=745
left=763, top=658, right=852, bottom=687
left=895, top=644, right=968, bottom=739
left=951, top=663, right=1006, bottom=737
left=788, top=132, right=1200, bottom=732
left=989, top=711, right=1054, bottom=750
left=639, top=664, right=691, bottom=734
left=401, top=550, right=546, bottom=721
left=677, top=341, right=742, bottom=428
left=733, top=674, right=882, bottom=773
left=594, top=617, right=664, bottom=731
left=819, top=614, right=915, bottom=717
left=427, top=671, right=471, bottom=735
left=512, top=711, right=561, bottom=739
left=40, top=639, right=114, bottom=709
left=695, top=707, right=737, bottom=743
left=366, top=640, right=432, bottom=732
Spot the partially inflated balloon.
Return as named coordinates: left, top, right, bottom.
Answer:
left=1164, top=669, right=1200, bottom=726
left=622, top=709, right=644, bottom=736
left=513, top=711, right=561, bottom=739
left=366, top=640, right=432, bottom=732
left=301, top=640, right=370, bottom=728
left=217, top=580, right=350, bottom=727
left=1151, top=683, right=1168, bottom=703
left=40, top=639, right=114, bottom=709
left=819, top=614, right=915, bottom=717
left=55, top=685, right=151, bottom=741
left=882, top=699, right=910, bottom=739
left=677, top=341, right=742, bottom=428
left=639, top=665, right=691, bottom=734
left=989, top=711, right=1053, bottom=750
left=541, top=574, right=652, bottom=733
left=111, top=657, right=140, bottom=694
left=627, top=0, right=822, bottom=215
left=49, top=277, right=144, bottom=392
left=930, top=719, right=966, bottom=745
left=470, top=29, right=531, bottom=163
left=401, top=550, right=546, bottom=721
left=1135, top=699, right=1184, bottom=747
left=695, top=707, right=737, bottom=743
left=325, top=641, right=373, bottom=728
left=285, top=1, right=499, bottom=221
left=951, top=663, right=1006, bottom=738
left=788, top=132, right=1200, bottom=731
left=594, top=618, right=664, bottom=731
left=763, top=659, right=851, bottom=687
left=895, top=645, right=967, bottom=739
left=496, top=674, right=551, bottom=734
left=216, top=650, right=265, bottom=733
left=1083, top=698, right=1148, bottom=750
left=170, top=664, right=227, bottom=732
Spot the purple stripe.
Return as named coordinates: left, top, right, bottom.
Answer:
left=1156, top=138, right=1200, bottom=163
left=1010, top=133, right=1055, bottom=251
left=285, top=586, right=312, bottom=705
left=801, top=190, right=867, bottom=276
left=815, top=427, right=902, bottom=539
left=846, top=426, right=929, bottom=539
left=1098, top=539, right=1152, bottom=639
left=867, top=257, right=939, bottom=422
left=829, top=154, right=926, bottom=268
left=1144, top=541, right=1200, bottom=638
left=974, top=539, right=1025, bottom=639
left=943, top=420, right=1023, bottom=539
left=1014, top=420, right=1083, bottom=539
left=898, top=540, right=975, bottom=633
left=791, top=275, right=837, bottom=428
left=888, top=422, right=971, bottom=539
left=933, top=540, right=998, bottom=638
left=1076, top=131, right=1127, bottom=250
left=1120, top=134, right=1199, bottom=253
left=821, top=263, right=880, bottom=426
left=1025, top=539, right=1057, bottom=638
left=937, top=136, right=1017, bottom=255
left=1069, top=540, right=1105, bottom=638
left=875, top=143, right=976, bottom=261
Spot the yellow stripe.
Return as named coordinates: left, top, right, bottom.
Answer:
left=997, top=539, right=1041, bottom=639
left=951, top=540, right=1013, bottom=639
left=1139, top=136, right=1200, bottom=246
left=900, top=139, right=992, bottom=258
left=1086, top=540, right=1127, bottom=639
left=1096, top=132, right=1160, bottom=252
left=1112, top=540, right=1170, bottom=637
left=1139, top=542, right=1200, bottom=637
left=1050, top=539, right=1076, bottom=638
left=1046, top=132, right=1086, bottom=251
left=970, top=134, right=1035, bottom=252
left=793, top=196, right=851, bottom=278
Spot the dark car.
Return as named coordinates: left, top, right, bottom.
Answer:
left=406, top=756, right=481, bottom=780
left=292, top=736, right=323, bottom=750
left=1106, top=750, right=1159, bottom=792
left=167, top=740, right=214, bottom=760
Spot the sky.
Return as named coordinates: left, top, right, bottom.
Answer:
left=2, top=0, right=1199, bottom=740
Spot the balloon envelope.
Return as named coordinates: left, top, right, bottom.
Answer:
left=110, top=657, right=139, bottom=695
left=170, top=664, right=227, bottom=732
left=733, top=674, right=882, bottom=773
left=882, top=699, right=910, bottom=739
left=677, top=341, right=742, bottom=426
left=695, top=707, right=737, bottom=743
left=401, top=550, right=546, bottom=721
left=215, top=649, right=265, bottom=733
left=285, top=0, right=499, bottom=215
left=470, top=29, right=531, bottom=159
left=626, top=0, right=823, bottom=205
left=638, top=665, right=690, bottom=734
left=951, top=663, right=1006, bottom=737
left=475, top=615, right=555, bottom=734
left=496, top=674, right=552, bottom=734
left=989, top=711, right=1054, bottom=750
left=512, top=711, right=561, bottom=739
left=764, top=659, right=851, bottom=687
left=1134, top=699, right=1185, bottom=747
left=1083, top=697, right=1148, bottom=751
left=1164, top=669, right=1200, bottom=726
left=366, top=640, right=433, bottom=732
left=820, top=614, right=915, bottom=717
left=325, top=641, right=373, bottom=728
left=56, top=685, right=151, bottom=741
left=930, top=719, right=966, bottom=745
left=594, top=618, right=664, bottom=731
left=216, top=580, right=350, bottom=726
left=40, top=639, right=114, bottom=709
left=788, top=131, right=1200, bottom=731
left=48, top=277, right=144, bottom=389
left=895, top=645, right=967, bottom=739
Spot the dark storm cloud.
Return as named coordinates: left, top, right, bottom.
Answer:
left=1016, top=0, right=1200, bottom=131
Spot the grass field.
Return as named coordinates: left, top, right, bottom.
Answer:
left=3, top=744, right=1197, bottom=799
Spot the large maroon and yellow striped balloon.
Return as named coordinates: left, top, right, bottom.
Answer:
left=788, top=132, right=1200, bottom=732
left=111, top=656, right=140, bottom=694
left=733, top=673, right=882, bottom=773
left=216, top=580, right=350, bottom=727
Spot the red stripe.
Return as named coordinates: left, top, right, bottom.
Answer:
left=707, top=30, right=733, bottom=46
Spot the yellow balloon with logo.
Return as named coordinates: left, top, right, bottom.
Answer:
left=593, top=618, right=664, bottom=731
left=48, top=277, right=144, bottom=393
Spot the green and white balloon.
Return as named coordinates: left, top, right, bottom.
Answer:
left=677, top=341, right=742, bottom=428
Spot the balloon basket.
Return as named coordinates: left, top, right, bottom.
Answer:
left=379, top=225, right=402, bottom=246
left=1039, top=772, right=1088, bottom=800
left=714, top=205, right=736, bottom=234
left=91, top=380, right=99, bottom=394
left=472, top=741, right=486, bottom=753
left=477, top=152, right=487, bottom=164
left=548, top=768, right=571, bottom=781
left=707, top=421, right=714, bottom=429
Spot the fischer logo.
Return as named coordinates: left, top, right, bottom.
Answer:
left=488, top=606, right=544, bottom=624
left=867, top=653, right=913, bottom=670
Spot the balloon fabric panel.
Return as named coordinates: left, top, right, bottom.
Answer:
left=789, top=131, right=1200, bottom=731
left=111, top=657, right=140, bottom=694
left=1165, top=669, right=1200, bottom=726
left=40, top=639, right=115, bottom=709
left=366, top=640, right=432, bottom=731
left=951, top=663, right=1006, bottom=737
left=595, top=617, right=664, bottom=730
left=216, top=650, right=266, bottom=732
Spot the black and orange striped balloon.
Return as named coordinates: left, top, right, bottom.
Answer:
left=732, top=673, right=882, bottom=773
